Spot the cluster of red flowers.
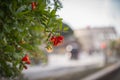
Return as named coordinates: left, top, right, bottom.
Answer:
left=22, top=54, right=31, bottom=69
left=50, top=35, right=64, bottom=46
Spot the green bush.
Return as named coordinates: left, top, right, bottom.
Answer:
left=0, top=0, right=63, bottom=78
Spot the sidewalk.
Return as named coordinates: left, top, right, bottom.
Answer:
left=22, top=53, right=105, bottom=80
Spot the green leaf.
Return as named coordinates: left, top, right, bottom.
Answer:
left=50, top=10, right=56, bottom=17
left=4, top=46, right=15, bottom=53
left=20, top=44, right=33, bottom=51
left=63, top=26, right=69, bottom=31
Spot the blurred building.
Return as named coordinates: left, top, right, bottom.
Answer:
left=74, top=27, right=117, bottom=53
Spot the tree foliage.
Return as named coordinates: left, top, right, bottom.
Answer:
left=0, top=0, right=63, bottom=78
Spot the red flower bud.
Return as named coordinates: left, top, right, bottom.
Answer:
left=50, top=35, right=64, bottom=46
left=22, top=54, right=31, bottom=64
left=31, top=2, right=37, bottom=10
left=26, top=60, right=31, bottom=64
left=50, top=36, right=56, bottom=42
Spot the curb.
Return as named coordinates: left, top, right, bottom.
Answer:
left=81, top=61, right=120, bottom=80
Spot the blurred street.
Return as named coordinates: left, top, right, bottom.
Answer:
left=22, top=52, right=116, bottom=80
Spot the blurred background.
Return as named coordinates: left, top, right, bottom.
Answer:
left=22, top=0, right=120, bottom=80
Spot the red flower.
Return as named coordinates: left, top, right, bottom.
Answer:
left=51, top=36, right=56, bottom=42
left=57, top=36, right=64, bottom=41
left=31, top=2, right=37, bottom=10
left=22, top=54, right=31, bottom=64
left=50, top=35, right=64, bottom=46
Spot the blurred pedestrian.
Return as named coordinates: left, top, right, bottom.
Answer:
left=70, top=48, right=79, bottom=60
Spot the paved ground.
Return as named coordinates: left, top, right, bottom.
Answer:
left=108, top=68, right=120, bottom=80
left=22, top=52, right=116, bottom=80
left=98, top=67, right=120, bottom=80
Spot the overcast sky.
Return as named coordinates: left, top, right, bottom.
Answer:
left=57, top=0, right=120, bottom=34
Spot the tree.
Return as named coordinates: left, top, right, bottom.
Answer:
left=0, top=0, right=64, bottom=78
left=62, top=23, right=73, bottom=37
left=110, top=39, right=120, bottom=57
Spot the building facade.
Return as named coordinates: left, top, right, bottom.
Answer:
left=74, top=27, right=117, bottom=53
